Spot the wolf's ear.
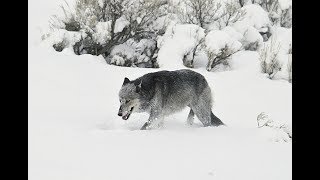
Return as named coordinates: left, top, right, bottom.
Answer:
left=123, top=77, right=130, bottom=86
left=134, top=79, right=142, bottom=93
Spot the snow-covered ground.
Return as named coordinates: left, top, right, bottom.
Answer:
left=29, top=0, right=292, bottom=180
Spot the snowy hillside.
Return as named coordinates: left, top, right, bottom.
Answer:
left=29, top=0, right=292, bottom=180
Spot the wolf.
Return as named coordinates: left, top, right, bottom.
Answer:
left=118, top=69, right=224, bottom=130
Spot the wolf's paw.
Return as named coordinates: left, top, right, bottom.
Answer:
left=186, top=119, right=194, bottom=126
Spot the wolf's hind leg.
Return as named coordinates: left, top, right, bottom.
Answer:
left=193, top=109, right=211, bottom=127
left=186, top=109, right=195, bottom=126
left=191, top=104, right=212, bottom=127
left=211, top=111, right=224, bottom=126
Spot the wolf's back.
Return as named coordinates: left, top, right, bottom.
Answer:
left=137, top=69, right=210, bottom=97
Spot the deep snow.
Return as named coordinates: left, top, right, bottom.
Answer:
left=29, top=0, right=292, bottom=180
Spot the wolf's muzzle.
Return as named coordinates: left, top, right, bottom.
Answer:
left=118, top=107, right=122, bottom=116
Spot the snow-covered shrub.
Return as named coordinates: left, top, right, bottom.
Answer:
left=204, top=30, right=242, bottom=71
left=49, top=0, right=169, bottom=68
left=257, top=112, right=273, bottom=128
left=53, top=37, right=68, bottom=52
left=180, top=26, right=205, bottom=68
left=177, top=0, right=246, bottom=30
left=269, top=26, right=292, bottom=54
left=157, top=24, right=205, bottom=68
left=287, top=53, right=292, bottom=83
left=234, top=4, right=271, bottom=31
left=48, top=29, right=85, bottom=53
left=257, top=26, right=291, bottom=81
left=257, top=112, right=292, bottom=142
left=177, top=0, right=222, bottom=29
left=242, top=26, right=264, bottom=50
left=231, top=4, right=270, bottom=48
left=222, top=26, right=244, bottom=41
left=259, top=37, right=282, bottom=79
left=108, top=39, right=159, bottom=68
left=279, top=5, right=292, bottom=28
left=182, top=39, right=203, bottom=68
left=214, top=1, right=247, bottom=30
left=254, top=0, right=292, bottom=28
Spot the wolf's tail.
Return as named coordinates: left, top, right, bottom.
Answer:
left=211, top=112, right=225, bottom=126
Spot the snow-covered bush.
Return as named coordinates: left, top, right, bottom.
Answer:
left=177, top=0, right=222, bottom=29
left=177, top=0, right=246, bottom=30
left=242, top=26, right=264, bottom=50
left=233, top=4, right=271, bottom=32
left=254, top=0, right=292, bottom=28
left=214, top=1, right=247, bottom=30
left=221, top=26, right=244, bottom=41
left=287, top=53, right=292, bottom=83
left=53, top=37, right=68, bottom=52
left=279, top=5, right=292, bottom=28
left=259, top=37, right=282, bottom=79
left=46, top=28, right=85, bottom=53
left=259, top=26, right=291, bottom=81
left=257, top=112, right=292, bottom=142
left=269, top=26, right=291, bottom=54
left=182, top=39, right=203, bottom=68
left=108, top=39, right=159, bottom=68
left=49, top=0, right=169, bottom=68
left=204, top=30, right=242, bottom=71
left=46, top=0, right=291, bottom=71
left=157, top=24, right=205, bottom=68
left=231, top=4, right=270, bottom=49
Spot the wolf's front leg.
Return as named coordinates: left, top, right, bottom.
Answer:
left=140, top=110, right=163, bottom=130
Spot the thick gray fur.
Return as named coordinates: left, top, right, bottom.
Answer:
left=118, top=69, right=224, bottom=130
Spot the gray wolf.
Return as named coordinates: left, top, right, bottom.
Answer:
left=118, top=69, right=224, bottom=130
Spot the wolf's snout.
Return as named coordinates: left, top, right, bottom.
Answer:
left=118, top=107, right=122, bottom=116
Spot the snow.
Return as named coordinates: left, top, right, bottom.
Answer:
left=136, top=17, right=142, bottom=24
left=278, top=0, right=292, bottom=10
left=269, top=26, right=292, bottom=54
left=114, top=16, right=130, bottom=33
left=242, top=4, right=270, bottom=30
left=259, top=26, right=292, bottom=80
left=111, top=43, right=136, bottom=59
left=93, top=21, right=112, bottom=44
left=229, top=4, right=270, bottom=51
left=44, top=29, right=85, bottom=47
left=109, top=39, right=156, bottom=66
left=242, top=26, right=264, bottom=49
left=233, top=4, right=270, bottom=32
left=157, top=24, right=205, bottom=68
left=228, top=50, right=260, bottom=72
left=29, top=46, right=292, bottom=180
left=29, top=0, right=292, bottom=180
left=204, top=30, right=242, bottom=54
left=222, top=26, right=244, bottom=42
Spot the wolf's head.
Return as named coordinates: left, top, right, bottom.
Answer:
left=118, top=77, right=142, bottom=120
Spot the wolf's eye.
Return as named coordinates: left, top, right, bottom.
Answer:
left=125, top=100, right=130, bottom=103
